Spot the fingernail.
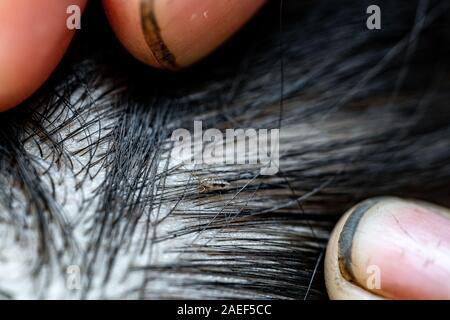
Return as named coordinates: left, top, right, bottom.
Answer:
left=0, top=0, right=87, bottom=111
left=141, top=0, right=266, bottom=69
left=338, top=198, right=450, bottom=299
left=104, top=0, right=265, bottom=69
left=140, top=0, right=178, bottom=69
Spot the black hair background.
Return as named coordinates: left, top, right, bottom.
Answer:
left=0, top=0, right=449, bottom=299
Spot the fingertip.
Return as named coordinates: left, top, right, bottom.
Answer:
left=103, top=0, right=266, bottom=70
left=102, top=0, right=161, bottom=68
left=325, top=197, right=450, bottom=300
left=0, top=0, right=87, bottom=112
left=325, top=198, right=386, bottom=300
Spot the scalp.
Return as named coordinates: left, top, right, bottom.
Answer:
left=0, top=0, right=449, bottom=299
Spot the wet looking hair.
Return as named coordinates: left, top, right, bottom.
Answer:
left=0, top=0, right=449, bottom=299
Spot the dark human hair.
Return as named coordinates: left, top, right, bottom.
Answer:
left=0, top=0, right=449, bottom=299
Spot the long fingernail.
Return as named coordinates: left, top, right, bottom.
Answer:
left=338, top=198, right=450, bottom=299
left=140, top=0, right=266, bottom=69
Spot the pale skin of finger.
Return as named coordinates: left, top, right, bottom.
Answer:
left=325, top=197, right=450, bottom=300
left=0, top=0, right=87, bottom=112
left=102, top=0, right=266, bottom=70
